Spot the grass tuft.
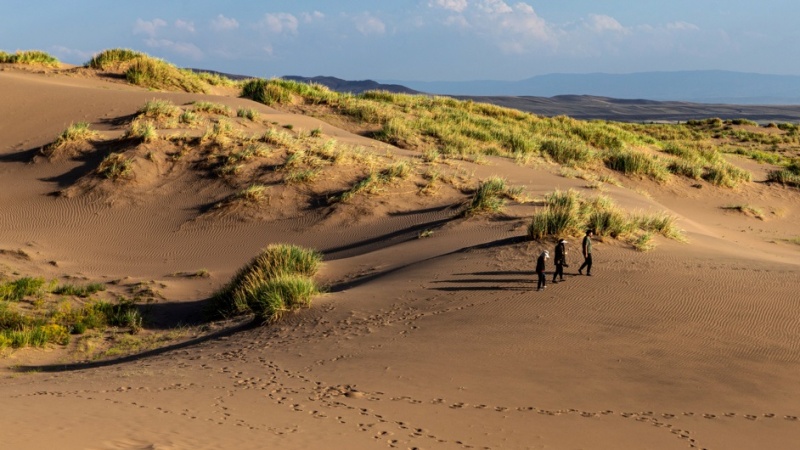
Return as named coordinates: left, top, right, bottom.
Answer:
left=0, top=50, right=59, bottom=66
left=97, top=153, right=133, bottom=180
left=209, top=244, right=322, bottom=322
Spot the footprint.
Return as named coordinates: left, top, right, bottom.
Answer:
left=703, top=414, right=716, bottom=419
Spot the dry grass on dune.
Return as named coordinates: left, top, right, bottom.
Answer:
left=2, top=49, right=800, bottom=360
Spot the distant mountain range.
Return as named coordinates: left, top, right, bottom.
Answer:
left=281, top=76, right=420, bottom=95
left=278, top=72, right=800, bottom=122
left=192, top=69, right=800, bottom=121
left=383, top=71, right=800, bottom=105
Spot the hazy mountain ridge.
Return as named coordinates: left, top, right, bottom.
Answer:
left=385, top=70, right=800, bottom=105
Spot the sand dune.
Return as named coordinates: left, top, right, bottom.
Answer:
left=1, top=65, right=800, bottom=449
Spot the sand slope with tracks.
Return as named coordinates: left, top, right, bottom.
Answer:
left=1, top=65, right=800, bottom=450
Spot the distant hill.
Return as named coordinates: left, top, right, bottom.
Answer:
left=387, top=71, right=800, bottom=105
left=190, top=68, right=800, bottom=122
left=453, top=95, right=800, bottom=123
left=281, top=76, right=421, bottom=95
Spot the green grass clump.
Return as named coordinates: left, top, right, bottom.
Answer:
left=529, top=190, right=685, bottom=244
left=52, top=283, right=106, bottom=298
left=237, top=108, right=260, bottom=121
left=0, top=50, right=59, bottom=66
left=604, top=148, right=670, bottom=182
left=192, top=71, right=237, bottom=87
left=631, top=232, right=655, bottom=252
left=241, top=78, right=293, bottom=106
left=86, top=48, right=145, bottom=69
left=193, top=101, right=232, bottom=116
left=209, top=244, right=322, bottom=321
left=125, top=56, right=207, bottom=93
left=138, top=98, right=181, bottom=119
left=468, top=177, right=507, bottom=214
left=0, top=324, right=69, bottom=349
left=337, top=161, right=413, bottom=202
left=702, top=162, right=752, bottom=187
left=249, top=275, right=318, bottom=322
left=44, top=122, right=98, bottom=156
left=0, top=277, right=47, bottom=302
left=540, top=139, right=597, bottom=167
left=236, top=184, right=269, bottom=204
left=1, top=275, right=145, bottom=350
left=766, top=160, right=800, bottom=188
left=464, top=177, right=519, bottom=216
left=52, top=299, right=143, bottom=335
left=97, top=153, right=133, bottom=180
left=126, top=119, right=158, bottom=142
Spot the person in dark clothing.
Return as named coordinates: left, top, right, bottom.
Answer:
left=536, top=250, right=549, bottom=291
left=552, top=239, right=568, bottom=283
left=578, top=230, right=593, bottom=276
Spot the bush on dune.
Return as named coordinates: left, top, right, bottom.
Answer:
left=86, top=48, right=146, bottom=70
left=124, top=55, right=207, bottom=93
left=0, top=50, right=59, bottom=67
left=528, top=190, right=685, bottom=246
left=209, top=244, right=322, bottom=322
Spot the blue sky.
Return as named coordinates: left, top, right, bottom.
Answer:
left=2, top=1, right=798, bottom=81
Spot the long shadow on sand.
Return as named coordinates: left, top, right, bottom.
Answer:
left=0, top=147, right=41, bottom=163
left=321, top=212, right=462, bottom=261
left=12, top=319, right=257, bottom=373
left=327, top=235, right=528, bottom=292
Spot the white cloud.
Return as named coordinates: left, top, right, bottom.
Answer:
left=586, top=14, right=627, bottom=34
left=51, top=45, right=94, bottom=62
left=174, top=19, right=195, bottom=33
left=133, top=18, right=167, bottom=37
left=259, top=13, right=299, bottom=35
left=211, top=14, right=239, bottom=31
left=477, top=0, right=513, bottom=15
left=144, top=38, right=204, bottom=60
left=666, top=21, right=700, bottom=31
left=301, top=11, right=325, bottom=23
left=354, top=13, right=386, bottom=36
left=429, top=0, right=468, bottom=13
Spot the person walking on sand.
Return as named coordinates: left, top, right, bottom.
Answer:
left=552, top=239, right=568, bottom=283
left=578, top=230, right=593, bottom=276
left=536, top=250, right=549, bottom=291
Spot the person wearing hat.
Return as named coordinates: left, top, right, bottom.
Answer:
left=552, top=239, right=568, bottom=283
left=536, top=250, right=549, bottom=291
left=579, top=229, right=593, bottom=276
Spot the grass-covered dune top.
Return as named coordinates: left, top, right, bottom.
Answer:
left=0, top=50, right=60, bottom=67
left=84, top=48, right=238, bottom=93
left=240, top=78, right=800, bottom=189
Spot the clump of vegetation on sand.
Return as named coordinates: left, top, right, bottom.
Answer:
left=42, top=122, right=99, bottom=157
left=335, top=161, right=412, bottom=202
left=86, top=48, right=146, bottom=70
left=209, top=244, right=322, bottom=323
left=721, top=204, right=766, bottom=220
left=97, top=153, right=133, bottom=180
left=0, top=50, right=60, bottom=67
left=0, top=276, right=143, bottom=351
left=125, top=55, right=208, bottom=93
left=527, top=189, right=685, bottom=249
left=463, top=176, right=524, bottom=216
left=766, top=160, right=800, bottom=188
